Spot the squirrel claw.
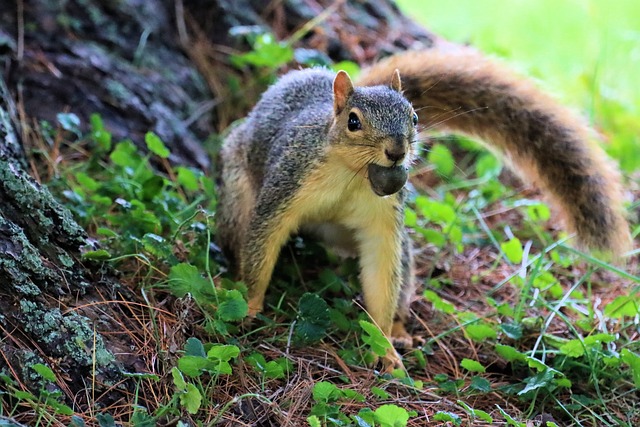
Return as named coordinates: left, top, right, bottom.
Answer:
left=247, top=296, right=264, bottom=318
left=381, top=348, right=405, bottom=374
left=391, top=321, right=417, bottom=349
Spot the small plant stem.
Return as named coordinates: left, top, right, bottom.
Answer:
left=205, top=214, right=220, bottom=306
left=553, top=395, right=585, bottom=427
left=286, top=0, right=347, bottom=45
left=538, top=298, right=607, bottom=409
left=530, top=272, right=591, bottom=356
left=513, top=251, right=544, bottom=323
left=209, top=393, right=273, bottom=426
left=560, top=245, right=640, bottom=285
left=488, top=237, right=571, bottom=296
left=472, top=206, right=512, bottom=266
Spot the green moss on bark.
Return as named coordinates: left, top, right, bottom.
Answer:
left=19, top=300, right=116, bottom=374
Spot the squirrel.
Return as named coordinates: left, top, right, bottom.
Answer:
left=216, top=47, right=632, bottom=371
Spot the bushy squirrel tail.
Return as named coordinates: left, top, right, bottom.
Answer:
left=357, top=48, right=631, bottom=256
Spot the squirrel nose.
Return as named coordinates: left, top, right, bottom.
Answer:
left=385, top=147, right=405, bottom=162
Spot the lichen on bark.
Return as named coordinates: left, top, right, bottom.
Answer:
left=19, top=300, right=116, bottom=371
left=0, top=94, right=124, bottom=406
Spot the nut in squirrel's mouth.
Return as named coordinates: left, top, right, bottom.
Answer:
left=367, top=163, right=408, bottom=196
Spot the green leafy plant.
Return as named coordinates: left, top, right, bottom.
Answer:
left=50, top=116, right=251, bottom=335
left=170, top=338, right=241, bottom=414
left=457, top=400, right=494, bottom=423
left=245, top=352, right=293, bottom=381
left=294, top=293, right=332, bottom=344
left=230, top=32, right=294, bottom=70
left=172, top=367, right=202, bottom=414
left=433, top=411, right=462, bottom=426
left=0, top=363, right=74, bottom=424
left=308, top=381, right=415, bottom=427
left=359, top=320, right=393, bottom=359
left=309, top=381, right=365, bottom=425
left=167, top=263, right=248, bottom=334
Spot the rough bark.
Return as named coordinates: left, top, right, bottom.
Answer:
left=2, top=0, right=213, bottom=169
left=0, top=73, right=127, bottom=408
left=0, top=0, right=437, bottom=419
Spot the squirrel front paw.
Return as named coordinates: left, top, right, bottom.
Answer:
left=247, top=296, right=265, bottom=318
left=391, top=320, right=424, bottom=349
left=381, top=347, right=405, bottom=374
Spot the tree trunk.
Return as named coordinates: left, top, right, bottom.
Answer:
left=0, top=73, right=125, bottom=409
left=0, top=0, right=437, bottom=422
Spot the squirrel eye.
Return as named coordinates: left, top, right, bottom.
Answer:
left=412, top=112, right=418, bottom=126
left=348, top=112, right=362, bottom=132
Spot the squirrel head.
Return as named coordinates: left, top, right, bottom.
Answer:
left=330, top=69, right=417, bottom=196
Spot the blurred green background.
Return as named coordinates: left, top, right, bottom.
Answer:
left=396, top=0, right=640, bottom=172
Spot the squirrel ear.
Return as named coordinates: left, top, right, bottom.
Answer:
left=390, top=69, right=402, bottom=92
left=333, top=70, right=354, bottom=114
